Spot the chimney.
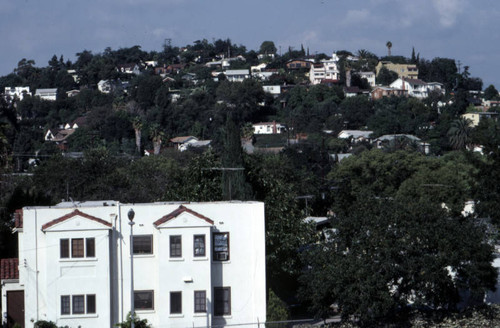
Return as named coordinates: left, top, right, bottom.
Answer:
left=346, top=69, right=352, bottom=87
left=273, top=121, right=277, bottom=134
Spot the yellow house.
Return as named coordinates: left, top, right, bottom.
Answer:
left=376, top=61, right=419, bottom=79
left=461, top=112, right=499, bottom=127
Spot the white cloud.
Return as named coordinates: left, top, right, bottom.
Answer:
left=432, top=0, right=465, bottom=27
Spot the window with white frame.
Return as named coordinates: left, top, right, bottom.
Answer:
left=194, top=290, right=206, bottom=313
left=170, top=291, right=182, bottom=314
left=134, top=290, right=154, bottom=310
left=170, top=235, right=182, bottom=258
left=214, top=287, right=231, bottom=316
left=61, top=294, right=96, bottom=315
left=133, top=235, right=153, bottom=255
left=60, top=238, right=95, bottom=259
left=194, top=235, right=206, bottom=257
left=213, top=232, right=229, bottom=261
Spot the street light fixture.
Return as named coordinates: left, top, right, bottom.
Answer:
left=128, top=208, right=135, bottom=328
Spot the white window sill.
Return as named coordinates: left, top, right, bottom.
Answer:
left=133, top=254, right=155, bottom=259
left=60, top=313, right=98, bottom=319
left=193, top=257, right=208, bottom=261
left=212, top=260, right=231, bottom=264
left=136, top=309, right=155, bottom=313
left=194, top=313, right=208, bottom=317
left=169, top=257, right=184, bottom=262
left=60, top=258, right=97, bottom=263
left=169, top=314, right=184, bottom=318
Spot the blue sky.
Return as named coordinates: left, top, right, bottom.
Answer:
left=2, top=0, right=499, bottom=88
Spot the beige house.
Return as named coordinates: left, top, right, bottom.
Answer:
left=461, top=112, right=499, bottom=127
left=376, top=61, right=418, bottom=79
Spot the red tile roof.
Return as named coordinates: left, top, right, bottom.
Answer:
left=1, top=258, right=19, bottom=280
left=42, top=209, right=112, bottom=231
left=153, top=205, right=214, bottom=227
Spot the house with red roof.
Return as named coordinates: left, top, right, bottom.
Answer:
left=2, top=201, right=266, bottom=328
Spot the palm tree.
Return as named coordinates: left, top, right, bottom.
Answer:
left=386, top=41, right=392, bottom=57
left=149, top=123, right=165, bottom=155
left=448, top=118, right=473, bottom=150
left=131, top=116, right=143, bottom=155
left=357, top=49, right=369, bottom=59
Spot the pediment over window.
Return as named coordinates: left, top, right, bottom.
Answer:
left=153, top=205, right=214, bottom=229
left=42, top=209, right=112, bottom=232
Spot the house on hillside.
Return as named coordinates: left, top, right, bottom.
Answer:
left=309, top=55, right=340, bottom=85
left=461, top=111, right=499, bottom=127
left=35, top=88, right=57, bottom=101
left=170, top=136, right=199, bottom=150
left=390, top=78, right=444, bottom=99
left=4, top=86, right=31, bottom=102
left=286, top=59, right=312, bottom=70
left=117, top=63, right=141, bottom=75
left=1, top=201, right=266, bottom=328
left=370, top=86, right=408, bottom=100
left=376, top=61, right=419, bottom=79
left=338, top=130, right=373, bottom=143
left=253, top=121, right=286, bottom=134
left=223, top=70, right=250, bottom=83
left=358, top=72, right=376, bottom=87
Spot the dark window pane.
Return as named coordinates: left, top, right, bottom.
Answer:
left=170, top=235, right=182, bottom=258
left=194, top=290, right=206, bottom=313
left=194, top=235, right=205, bottom=257
left=214, top=287, right=231, bottom=316
left=134, top=290, right=154, bottom=310
left=170, top=291, right=182, bottom=314
left=86, top=238, right=95, bottom=258
left=72, top=239, right=84, bottom=258
left=87, top=294, right=96, bottom=314
left=61, top=295, right=70, bottom=315
left=133, top=235, right=153, bottom=254
left=72, top=295, right=85, bottom=314
left=60, top=239, right=69, bottom=258
left=213, top=233, right=229, bottom=261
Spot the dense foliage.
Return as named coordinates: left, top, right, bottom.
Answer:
left=1, top=40, right=499, bottom=325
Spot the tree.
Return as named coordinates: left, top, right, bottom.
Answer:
left=131, top=116, right=143, bottom=155
left=484, top=84, right=499, bottom=100
left=221, top=115, right=249, bottom=200
left=149, top=123, right=164, bottom=155
left=448, top=117, right=473, bottom=150
left=300, top=196, right=497, bottom=326
left=259, top=41, right=277, bottom=55
left=376, top=66, right=398, bottom=85
left=116, top=312, right=152, bottom=328
left=386, top=41, right=392, bottom=56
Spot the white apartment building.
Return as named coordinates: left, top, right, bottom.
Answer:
left=309, top=56, right=340, bottom=85
left=3, top=201, right=266, bottom=328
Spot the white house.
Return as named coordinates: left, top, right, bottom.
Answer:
left=4, top=86, right=31, bottom=101
left=35, top=88, right=58, bottom=101
left=338, top=130, right=373, bottom=143
left=309, top=53, right=340, bottom=85
left=262, top=85, right=281, bottom=96
left=358, top=72, right=376, bottom=87
left=253, top=121, right=286, bottom=134
left=3, top=201, right=266, bottom=328
left=389, top=78, right=444, bottom=99
left=224, top=70, right=250, bottom=83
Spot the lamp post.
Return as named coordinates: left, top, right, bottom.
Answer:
left=128, top=208, right=135, bottom=328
